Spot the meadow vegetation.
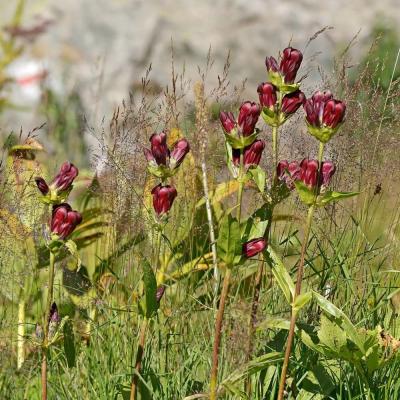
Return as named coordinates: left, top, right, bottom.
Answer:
left=1, top=3, right=400, bottom=400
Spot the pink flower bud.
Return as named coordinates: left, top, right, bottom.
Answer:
left=322, top=99, right=346, bottom=128
left=156, top=285, right=166, bottom=303
left=238, top=101, right=260, bottom=136
left=149, top=132, right=169, bottom=165
left=232, top=140, right=265, bottom=169
left=51, top=162, right=79, bottom=192
left=277, top=160, right=301, bottom=189
left=243, top=238, right=267, bottom=258
left=280, top=47, right=303, bottom=84
left=320, top=161, right=336, bottom=187
left=51, top=203, right=82, bottom=240
left=304, top=91, right=346, bottom=129
left=35, top=177, right=49, bottom=195
left=282, top=90, right=305, bottom=115
left=151, top=184, right=177, bottom=216
left=49, top=302, right=60, bottom=323
left=266, top=48, right=303, bottom=84
left=170, top=138, right=190, bottom=169
left=243, top=139, right=265, bottom=168
left=299, top=159, right=319, bottom=188
left=265, top=56, right=279, bottom=74
left=257, top=82, right=277, bottom=109
left=220, top=111, right=236, bottom=133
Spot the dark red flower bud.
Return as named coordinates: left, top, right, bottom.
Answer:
left=243, top=238, right=267, bottom=258
left=257, top=82, right=277, bottom=109
left=51, top=162, right=79, bottom=192
left=282, top=90, right=305, bottom=115
left=304, top=91, right=346, bottom=129
left=280, top=47, right=303, bottom=84
left=232, top=140, right=265, bottom=169
left=170, top=138, right=190, bottom=169
left=156, top=285, right=166, bottom=303
left=238, top=101, right=260, bottom=136
left=35, top=177, right=49, bottom=195
left=320, top=161, right=336, bottom=187
left=149, top=132, right=169, bottom=165
left=51, top=203, right=82, bottom=239
left=299, top=158, right=319, bottom=188
left=49, top=302, right=60, bottom=323
left=143, top=147, right=155, bottom=163
left=220, top=111, right=236, bottom=133
left=265, top=56, right=279, bottom=73
left=243, top=139, right=265, bottom=168
left=322, top=99, right=346, bottom=128
left=151, top=184, right=177, bottom=216
left=277, top=160, right=301, bottom=189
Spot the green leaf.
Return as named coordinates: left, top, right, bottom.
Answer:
left=139, top=260, right=159, bottom=319
left=292, top=291, right=312, bottom=313
left=63, top=319, right=76, bottom=368
left=294, top=180, right=316, bottom=206
left=248, top=166, right=266, bottom=193
left=221, top=352, right=283, bottom=396
left=266, top=246, right=295, bottom=304
left=240, top=216, right=268, bottom=243
left=317, top=190, right=359, bottom=206
left=313, top=291, right=365, bottom=353
left=217, top=214, right=242, bottom=267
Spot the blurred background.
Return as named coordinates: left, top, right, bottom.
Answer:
left=1, top=0, right=399, bottom=138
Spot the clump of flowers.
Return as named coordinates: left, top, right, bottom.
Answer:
left=35, top=161, right=79, bottom=203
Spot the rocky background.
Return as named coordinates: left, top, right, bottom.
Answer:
left=1, top=0, right=399, bottom=129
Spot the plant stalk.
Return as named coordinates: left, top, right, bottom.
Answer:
left=209, top=267, right=232, bottom=400
left=130, top=318, right=149, bottom=400
left=17, top=300, right=25, bottom=370
left=210, top=150, right=245, bottom=399
left=245, top=119, right=280, bottom=394
left=131, top=225, right=162, bottom=400
left=41, top=250, right=56, bottom=400
left=277, top=142, right=324, bottom=399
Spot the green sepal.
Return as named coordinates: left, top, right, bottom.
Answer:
left=147, top=163, right=176, bottom=179
left=316, top=190, right=359, bottom=207
left=268, top=71, right=300, bottom=94
left=138, top=260, right=159, bottom=319
left=294, top=180, right=316, bottom=206
left=306, top=121, right=342, bottom=144
left=224, top=131, right=258, bottom=150
left=49, top=236, right=64, bottom=253
left=39, top=187, right=73, bottom=205
left=217, top=214, right=242, bottom=267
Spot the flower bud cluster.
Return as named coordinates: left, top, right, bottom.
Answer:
left=144, top=131, right=190, bottom=218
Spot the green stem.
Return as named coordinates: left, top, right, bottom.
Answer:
left=237, top=150, right=244, bottom=221
left=277, top=205, right=315, bottom=400
left=272, top=126, right=278, bottom=183
left=277, top=141, right=325, bottom=399
left=210, top=149, right=245, bottom=399
left=17, top=300, right=25, bottom=370
left=130, top=318, right=149, bottom=400
left=41, top=250, right=56, bottom=400
left=210, top=268, right=232, bottom=400
left=318, top=142, right=325, bottom=165
left=131, top=224, right=162, bottom=400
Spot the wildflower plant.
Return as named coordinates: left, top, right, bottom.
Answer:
left=34, top=162, right=82, bottom=400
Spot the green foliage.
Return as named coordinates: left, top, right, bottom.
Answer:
left=217, top=214, right=242, bottom=267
